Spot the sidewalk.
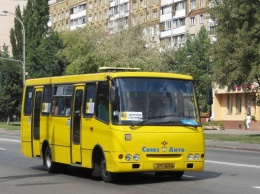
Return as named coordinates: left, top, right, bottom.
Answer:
left=204, top=129, right=260, bottom=152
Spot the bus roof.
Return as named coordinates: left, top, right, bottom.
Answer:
left=25, top=71, right=193, bottom=86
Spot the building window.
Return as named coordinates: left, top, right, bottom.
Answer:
left=153, top=10, right=158, bottom=19
left=228, top=94, right=233, bottom=113
left=146, top=12, right=150, bottom=21
left=200, top=15, right=204, bottom=23
left=172, top=17, right=185, bottom=28
left=133, top=2, right=137, bottom=9
left=99, top=11, right=102, bottom=20
left=246, top=94, right=251, bottom=114
left=165, top=20, right=171, bottom=30
left=201, top=0, right=206, bottom=7
left=153, top=0, right=157, bottom=3
left=161, top=5, right=171, bottom=15
left=89, top=2, right=92, bottom=10
left=191, top=0, right=196, bottom=9
left=140, top=0, right=144, bottom=7
left=236, top=94, right=242, bottom=113
left=176, top=1, right=185, bottom=10
left=88, top=15, right=92, bottom=23
left=190, top=17, right=195, bottom=26
left=153, top=25, right=157, bottom=35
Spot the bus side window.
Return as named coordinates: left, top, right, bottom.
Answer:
left=83, top=82, right=97, bottom=117
left=24, top=86, right=34, bottom=115
left=95, top=81, right=109, bottom=123
left=52, top=85, right=73, bottom=116
left=42, top=85, right=52, bottom=115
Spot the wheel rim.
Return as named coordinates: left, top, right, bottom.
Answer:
left=45, top=147, right=52, bottom=169
left=101, top=160, right=108, bottom=178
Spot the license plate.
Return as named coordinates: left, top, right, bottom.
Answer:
left=154, top=163, right=175, bottom=170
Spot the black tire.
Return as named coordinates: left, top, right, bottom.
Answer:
left=168, top=171, right=184, bottom=179
left=100, top=159, right=117, bottom=183
left=43, top=145, right=58, bottom=173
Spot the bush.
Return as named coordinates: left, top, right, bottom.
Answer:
left=203, top=120, right=225, bottom=130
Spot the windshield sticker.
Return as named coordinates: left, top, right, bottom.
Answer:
left=121, top=112, right=143, bottom=121
left=86, top=102, right=95, bottom=113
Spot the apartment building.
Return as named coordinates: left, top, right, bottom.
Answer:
left=160, top=0, right=186, bottom=48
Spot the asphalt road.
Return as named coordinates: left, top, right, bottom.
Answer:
left=1, top=130, right=260, bottom=194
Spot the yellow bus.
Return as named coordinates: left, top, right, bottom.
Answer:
left=21, top=68, right=212, bottom=182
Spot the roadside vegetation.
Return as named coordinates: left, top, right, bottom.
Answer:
left=0, top=122, right=20, bottom=130
left=205, top=134, right=260, bottom=144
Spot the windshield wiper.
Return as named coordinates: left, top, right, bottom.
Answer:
left=130, top=114, right=175, bottom=129
left=130, top=115, right=199, bottom=129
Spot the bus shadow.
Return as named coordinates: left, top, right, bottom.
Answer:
left=32, top=165, right=222, bottom=185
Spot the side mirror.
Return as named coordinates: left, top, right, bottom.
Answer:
left=206, top=86, right=213, bottom=105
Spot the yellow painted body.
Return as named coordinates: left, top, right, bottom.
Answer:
left=21, top=71, right=205, bottom=173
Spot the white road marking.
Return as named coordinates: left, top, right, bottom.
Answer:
left=0, top=148, right=7, bottom=150
left=253, top=186, right=260, bottom=189
left=206, top=160, right=260, bottom=169
left=0, top=138, right=20, bottom=143
left=183, top=175, right=194, bottom=178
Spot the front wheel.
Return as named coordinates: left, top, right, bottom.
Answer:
left=100, top=159, right=117, bottom=183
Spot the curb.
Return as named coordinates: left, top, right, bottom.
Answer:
left=206, top=145, right=260, bottom=152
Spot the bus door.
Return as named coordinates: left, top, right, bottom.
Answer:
left=71, top=86, right=84, bottom=164
left=32, top=88, right=43, bottom=157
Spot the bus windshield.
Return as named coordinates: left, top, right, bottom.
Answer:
left=111, top=78, right=200, bottom=126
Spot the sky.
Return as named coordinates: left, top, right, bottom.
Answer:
left=0, top=0, right=27, bottom=56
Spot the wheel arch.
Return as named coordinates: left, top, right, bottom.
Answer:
left=92, top=144, right=105, bottom=167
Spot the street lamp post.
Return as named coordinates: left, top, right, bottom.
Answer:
left=1, top=10, right=26, bottom=86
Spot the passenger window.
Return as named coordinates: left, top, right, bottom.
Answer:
left=42, top=85, right=52, bottom=115
left=83, top=82, right=97, bottom=117
left=24, top=86, right=34, bottom=115
left=52, top=85, right=73, bottom=116
left=95, top=81, right=109, bottom=123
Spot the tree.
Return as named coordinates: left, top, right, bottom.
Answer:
left=10, top=5, right=23, bottom=62
left=23, top=0, right=50, bottom=78
left=96, top=25, right=164, bottom=72
left=0, top=49, right=22, bottom=121
left=61, top=26, right=105, bottom=75
left=164, top=26, right=212, bottom=113
left=28, top=30, right=67, bottom=78
left=210, top=0, right=260, bottom=89
left=61, top=25, right=165, bottom=75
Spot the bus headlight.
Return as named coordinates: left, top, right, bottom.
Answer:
left=194, top=154, right=200, bottom=160
left=125, top=154, right=132, bottom=161
left=133, top=154, right=140, bottom=161
left=188, top=154, right=193, bottom=161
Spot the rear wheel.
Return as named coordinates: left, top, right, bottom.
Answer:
left=43, top=146, right=59, bottom=173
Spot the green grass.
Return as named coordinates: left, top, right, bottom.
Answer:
left=0, top=122, right=20, bottom=131
left=205, top=134, right=260, bottom=144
